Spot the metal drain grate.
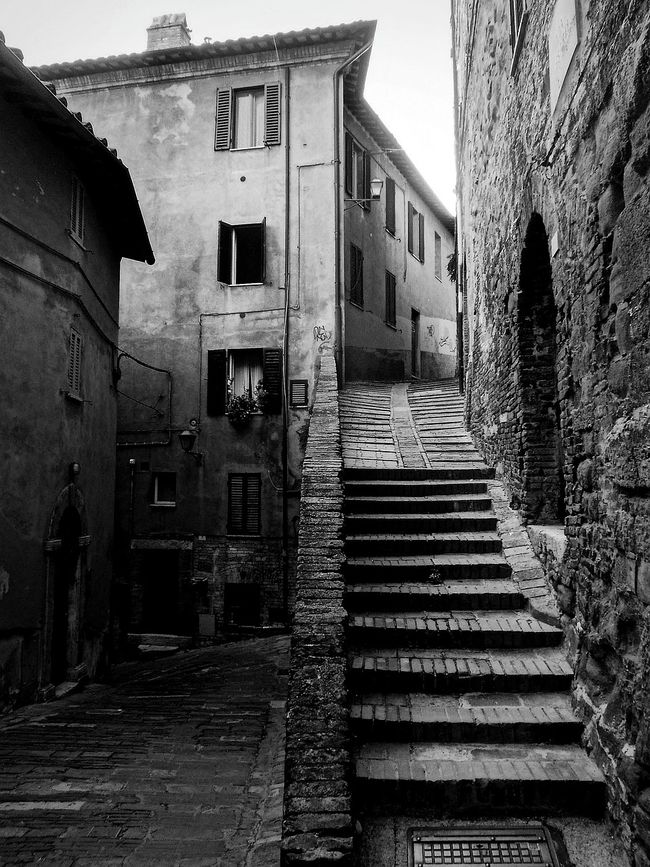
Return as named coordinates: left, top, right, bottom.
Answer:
left=409, top=826, right=560, bottom=866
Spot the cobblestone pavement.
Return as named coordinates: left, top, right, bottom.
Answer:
left=0, top=635, right=289, bottom=866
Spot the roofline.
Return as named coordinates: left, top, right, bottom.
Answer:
left=0, top=35, right=154, bottom=264
left=31, top=20, right=377, bottom=81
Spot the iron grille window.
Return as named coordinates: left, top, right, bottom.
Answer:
left=385, top=271, right=397, bottom=328
left=434, top=231, right=442, bottom=281
left=214, top=83, right=281, bottom=150
left=228, top=473, right=261, bottom=535
left=67, top=328, right=82, bottom=399
left=350, top=243, right=364, bottom=307
left=70, top=176, right=85, bottom=245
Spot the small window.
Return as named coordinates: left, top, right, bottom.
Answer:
left=228, top=473, right=261, bottom=535
left=218, top=220, right=266, bottom=285
left=509, top=0, right=529, bottom=71
left=407, top=203, right=425, bottom=263
left=350, top=244, right=364, bottom=307
left=229, top=348, right=264, bottom=401
left=385, top=271, right=396, bottom=328
left=67, top=328, right=82, bottom=399
left=214, top=83, right=281, bottom=150
left=434, top=232, right=442, bottom=281
left=290, top=379, right=309, bottom=407
left=70, top=176, right=85, bottom=245
left=345, top=132, right=371, bottom=210
left=152, top=471, right=176, bottom=506
left=385, top=177, right=396, bottom=235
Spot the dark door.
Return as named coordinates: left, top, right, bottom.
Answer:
left=52, top=507, right=81, bottom=683
left=141, top=550, right=180, bottom=633
left=411, top=309, right=420, bottom=377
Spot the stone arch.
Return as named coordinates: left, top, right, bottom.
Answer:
left=517, top=212, right=565, bottom=522
left=42, top=484, right=90, bottom=687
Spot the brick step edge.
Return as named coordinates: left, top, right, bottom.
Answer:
left=345, top=583, right=525, bottom=612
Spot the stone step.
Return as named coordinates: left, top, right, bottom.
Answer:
left=344, top=466, right=494, bottom=481
left=345, top=552, right=512, bottom=582
left=348, top=648, right=574, bottom=693
left=346, top=531, right=503, bottom=557
left=345, top=579, right=524, bottom=612
left=344, top=480, right=489, bottom=497
left=344, top=494, right=494, bottom=514
left=353, top=742, right=606, bottom=816
left=347, top=611, right=563, bottom=649
left=345, top=512, right=498, bottom=534
left=350, top=692, right=582, bottom=744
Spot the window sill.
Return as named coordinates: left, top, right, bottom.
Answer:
left=349, top=300, right=364, bottom=310
left=65, top=391, right=84, bottom=404
left=435, top=275, right=442, bottom=282
left=222, top=282, right=265, bottom=288
left=67, top=230, right=89, bottom=252
left=231, top=145, right=266, bottom=151
left=385, top=321, right=398, bottom=330
left=408, top=252, right=424, bottom=264
left=385, top=228, right=398, bottom=239
left=226, top=533, right=262, bottom=538
left=150, top=503, right=177, bottom=509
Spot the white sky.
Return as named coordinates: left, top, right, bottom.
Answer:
left=2, top=0, right=456, bottom=211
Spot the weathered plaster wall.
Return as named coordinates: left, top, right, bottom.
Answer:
left=343, top=110, right=456, bottom=382
left=0, top=91, right=120, bottom=706
left=453, top=0, right=650, bottom=861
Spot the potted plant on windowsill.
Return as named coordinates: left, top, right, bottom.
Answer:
left=226, top=392, right=258, bottom=427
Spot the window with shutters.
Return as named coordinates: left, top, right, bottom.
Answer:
left=434, top=231, right=442, bottom=281
left=67, top=328, right=82, bottom=399
left=385, top=271, right=397, bottom=328
left=509, top=0, right=529, bottom=71
left=407, top=202, right=425, bottom=263
left=228, top=473, right=261, bottom=535
left=350, top=244, right=364, bottom=308
left=70, top=176, right=85, bottom=245
left=217, top=220, right=265, bottom=285
left=344, top=132, right=371, bottom=210
left=385, top=176, right=396, bottom=235
left=206, top=347, right=283, bottom=416
left=152, top=472, right=176, bottom=506
left=214, top=82, right=281, bottom=150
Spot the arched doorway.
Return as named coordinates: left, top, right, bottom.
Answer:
left=517, top=213, right=565, bottom=522
left=51, top=506, right=82, bottom=683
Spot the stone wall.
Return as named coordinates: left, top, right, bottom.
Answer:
left=281, top=351, right=352, bottom=865
left=453, top=1, right=650, bottom=862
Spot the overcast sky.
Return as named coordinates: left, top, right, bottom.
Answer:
left=2, top=0, right=456, bottom=211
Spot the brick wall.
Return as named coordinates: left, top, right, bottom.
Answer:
left=454, top=1, right=650, bottom=861
left=281, top=351, right=352, bottom=865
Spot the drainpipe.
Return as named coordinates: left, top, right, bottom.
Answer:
left=333, top=40, right=373, bottom=386
left=282, top=67, right=291, bottom=622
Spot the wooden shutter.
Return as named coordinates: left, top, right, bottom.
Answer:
left=345, top=132, right=353, bottom=196
left=67, top=329, right=82, bottom=397
left=362, top=150, right=371, bottom=211
left=228, top=474, right=244, bottom=533
left=217, top=221, right=232, bottom=283
left=385, top=271, right=396, bottom=327
left=214, top=88, right=232, bottom=150
left=206, top=349, right=227, bottom=416
left=264, top=82, right=281, bottom=145
left=228, top=473, right=261, bottom=534
left=263, top=348, right=283, bottom=414
left=385, top=177, right=396, bottom=234
left=435, top=231, right=442, bottom=279
left=350, top=244, right=363, bottom=307
left=407, top=202, right=414, bottom=254
left=418, top=212, right=425, bottom=262
left=245, top=474, right=261, bottom=534
left=70, top=177, right=84, bottom=243
left=260, top=217, right=267, bottom=283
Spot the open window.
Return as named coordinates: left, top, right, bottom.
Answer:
left=217, top=219, right=266, bottom=285
left=349, top=244, right=364, bottom=307
left=206, top=347, right=283, bottom=416
left=407, top=203, right=425, bottom=263
left=214, top=82, right=281, bottom=150
left=151, top=472, right=176, bottom=506
left=345, top=132, right=371, bottom=210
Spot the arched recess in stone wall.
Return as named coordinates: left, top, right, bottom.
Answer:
left=517, top=212, right=565, bottom=522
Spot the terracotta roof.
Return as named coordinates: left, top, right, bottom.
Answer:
left=0, top=32, right=154, bottom=264
left=345, top=92, right=455, bottom=234
left=31, top=20, right=376, bottom=81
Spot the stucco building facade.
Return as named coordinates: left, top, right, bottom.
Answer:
left=35, top=16, right=455, bottom=638
left=0, top=35, right=152, bottom=708
left=452, top=1, right=650, bottom=861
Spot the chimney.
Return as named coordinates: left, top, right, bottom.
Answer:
left=146, top=13, right=192, bottom=51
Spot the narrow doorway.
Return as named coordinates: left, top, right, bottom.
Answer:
left=411, top=309, right=420, bottom=377
left=141, top=550, right=180, bottom=633
left=51, top=506, right=81, bottom=683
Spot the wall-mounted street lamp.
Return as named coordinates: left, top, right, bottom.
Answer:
left=178, top=429, right=203, bottom=465
left=345, top=177, right=384, bottom=205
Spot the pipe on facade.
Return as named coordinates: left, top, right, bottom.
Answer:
left=333, top=40, right=373, bottom=386
left=281, top=66, right=291, bottom=622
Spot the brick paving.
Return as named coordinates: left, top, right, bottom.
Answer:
left=0, top=636, right=288, bottom=866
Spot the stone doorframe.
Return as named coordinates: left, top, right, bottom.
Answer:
left=41, top=483, right=91, bottom=689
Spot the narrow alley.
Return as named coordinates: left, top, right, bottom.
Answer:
left=0, top=636, right=288, bottom=866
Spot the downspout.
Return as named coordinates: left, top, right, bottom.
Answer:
left=282, top=66, right=291, bottom=622
left=450, top=3, right=465, bottom=395
left=333, top=40, right=373, bottom=386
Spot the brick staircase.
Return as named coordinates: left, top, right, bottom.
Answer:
left=343, top=382, right=606, bottom=818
